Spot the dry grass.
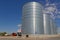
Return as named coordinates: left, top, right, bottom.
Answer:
left=0, top=35, right=60, bottom=40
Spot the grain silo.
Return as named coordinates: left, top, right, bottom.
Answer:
left=43, top=13, right=51, bottom=34
left=22, top=2, right=44, bottom=35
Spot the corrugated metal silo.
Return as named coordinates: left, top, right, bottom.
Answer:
left=22, top=2, right=44, bottom=35
left=43, top=13, right=51, bottom=34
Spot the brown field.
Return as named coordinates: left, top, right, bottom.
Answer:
left=0, top=35, right=60, bottom=40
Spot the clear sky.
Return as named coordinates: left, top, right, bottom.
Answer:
left=0, top=0, right=60, bottom=33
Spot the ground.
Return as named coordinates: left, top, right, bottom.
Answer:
left=0, top=35, right=60, bottom=40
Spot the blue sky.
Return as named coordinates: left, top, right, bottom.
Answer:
left=0, top=0, right=60, bottom=33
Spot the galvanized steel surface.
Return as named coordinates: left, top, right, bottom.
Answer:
left=22, top=2, right=44, bottom=34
